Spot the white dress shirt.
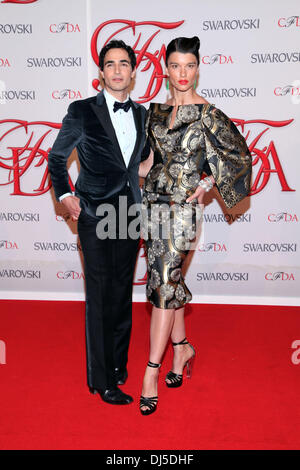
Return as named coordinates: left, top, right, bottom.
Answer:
left=103, top=88, right=136, bottom=166
left=59, top=88, right=137, bottom=202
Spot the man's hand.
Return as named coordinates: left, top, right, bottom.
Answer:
left=61, top=195, right=81, bottom=221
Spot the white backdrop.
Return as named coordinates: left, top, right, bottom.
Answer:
left=0, top=0, right=299, bottom=305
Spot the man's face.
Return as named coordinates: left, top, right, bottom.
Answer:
left=100, top=48, right=136, bottom=94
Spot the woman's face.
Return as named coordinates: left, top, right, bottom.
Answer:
left=166, top=51, right=198, bottom=92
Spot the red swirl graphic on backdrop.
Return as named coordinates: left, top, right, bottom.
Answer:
left=0, top=119, right=75, bottom=196
left=232, top=118, right=295, bottom=195
left=90, top=19, right=184, bottom=103
left=0, top=117, right=295, bottom=197
left=1, top=0, right=38, bottom=3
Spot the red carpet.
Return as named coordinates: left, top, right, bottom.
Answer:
left=0, top=300, right=299, bottom=450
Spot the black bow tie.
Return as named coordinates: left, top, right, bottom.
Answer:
left=113, top=100, right=131, bottom=113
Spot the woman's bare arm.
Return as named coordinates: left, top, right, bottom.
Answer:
left=139, top=149, right=154, bottom=178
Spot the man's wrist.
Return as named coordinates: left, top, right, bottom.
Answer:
left=59, top=192, right=74, bottom=202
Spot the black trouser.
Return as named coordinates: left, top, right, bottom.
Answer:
left=77, top=189, right=140, bottom=390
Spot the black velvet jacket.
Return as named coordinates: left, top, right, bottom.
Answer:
left=48, top=90, right=148, bottom=216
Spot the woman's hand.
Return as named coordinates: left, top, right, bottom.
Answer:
left=186, top=175, right=215, bottom=206
left=139, top=149, right=154, bottom=178
left=186, top=186, right=206, bottom=205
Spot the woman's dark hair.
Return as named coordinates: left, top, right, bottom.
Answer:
left=165, top=36, right=200, bottom=66
left=99, top=39, right=136, bottom=70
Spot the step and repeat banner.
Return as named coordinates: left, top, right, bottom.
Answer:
left=0, top=0, right=299, bottom=305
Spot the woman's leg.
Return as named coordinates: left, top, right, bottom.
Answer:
left=170, top=307, right=186, bottom=343
left=166, top=306, right=195, bottom=384
left=141, top=306, right=175, bottom=410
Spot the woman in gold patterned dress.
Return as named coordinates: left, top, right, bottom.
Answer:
left=138, top=37, right=252, bottom=415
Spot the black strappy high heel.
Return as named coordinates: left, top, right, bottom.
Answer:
left=165, top=337, right=195, bottom=388
left=140, top=361, right=161, bottom=415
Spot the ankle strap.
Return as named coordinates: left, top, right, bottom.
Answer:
left=147, top=361, right=161, bottom=368
left=172, top=337, right=188, bottom=346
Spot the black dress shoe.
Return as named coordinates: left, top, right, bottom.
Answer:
left=114, top=368, right=128, bottom=385
left=89, top=386, right=133, bottom=405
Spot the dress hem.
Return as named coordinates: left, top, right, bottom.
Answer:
left=146, top=297, right=192, bottom=310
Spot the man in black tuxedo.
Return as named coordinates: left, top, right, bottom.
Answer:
left=48, top=40, right=148, bottom=405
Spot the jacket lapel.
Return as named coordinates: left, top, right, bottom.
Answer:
left=128, top=100, right=143, bottom=167
left=90, top=91, right=125, bottom=167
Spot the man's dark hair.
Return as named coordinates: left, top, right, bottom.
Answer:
left=99, top=40, right=136, bottom=70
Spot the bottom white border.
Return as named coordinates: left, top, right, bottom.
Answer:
left=0, top=291, right=300, bottom=306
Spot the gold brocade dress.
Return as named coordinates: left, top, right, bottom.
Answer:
left=142, top=103, right=252, bottom=309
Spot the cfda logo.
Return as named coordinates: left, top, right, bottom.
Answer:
left=0, top=58, right=10, bottom=67
left=51, top=89, right=82, bottom=100
left=0, top=240, right=19, bottom=249
left=265, top=272, right=295, bottom=281
left=49, top=23, right=80, bottom=33
left=268, top=212, right=298, bottom=222
left=278, top=16, right=300, bottom=27
left=198, top=242, right=227, bottom=252
left=201, top=54, right=234, bottom=65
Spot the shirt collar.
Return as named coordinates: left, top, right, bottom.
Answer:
left=103, top=88, right=129, bottom=112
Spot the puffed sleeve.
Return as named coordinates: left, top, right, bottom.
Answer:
left=201, top=105, right=252, bottom=209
